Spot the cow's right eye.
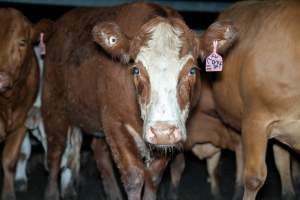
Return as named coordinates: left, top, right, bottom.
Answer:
left=132, top=67, right=140, bottom=75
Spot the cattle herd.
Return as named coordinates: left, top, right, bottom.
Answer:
left=0, top=0, right=299, bottom=200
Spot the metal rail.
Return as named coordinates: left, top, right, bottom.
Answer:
left=0, top=0, right=231, bottom=12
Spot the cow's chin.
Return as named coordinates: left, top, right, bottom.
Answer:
left=146, top=142, right=184, bottom=156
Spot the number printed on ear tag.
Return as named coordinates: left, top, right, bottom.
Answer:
left=206, top=41, right=223, bottom=72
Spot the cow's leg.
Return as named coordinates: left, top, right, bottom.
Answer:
left=191, top=144, right=221, bottom=199
left=15, top=132, right=31, bottom=192
left=224, top=129, right=244, bottom=200
left=103, top=123, right=146, bottom=200
left=292, top=157, right=300, bottom=198
left=60, top=127, right=82, bottom=200
left=26, top=107, right=48, bottom=170
left=206, top=151, right=221, bottom=200
left=168, top=153, right=185, bottom=200
left=38, top=120, right=48, bottom=170
left=273, top=144, right=295, bottom=200
left=2, top=126, right=27, bottom=200
left=242, top=117, right=268, bottom=200
left=144, top=157, right=169, bottom=200
left=125, top=122, right=168, bottom=200
left=233, top=136, right=244, bottom=200
left=43, top=116, right=68, bottom=200
left=269, top=119, right=300, bottom=199
left=92, top=138, right=124, bottom=200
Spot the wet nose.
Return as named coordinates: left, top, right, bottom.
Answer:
left=0, top=73, right=11, bottom=92
left=145, top=122, right=182, bottom=145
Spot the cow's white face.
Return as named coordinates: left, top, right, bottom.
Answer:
left=92, top=15, right=238, bottom=149
left=133, top=21, right=198, bottom=147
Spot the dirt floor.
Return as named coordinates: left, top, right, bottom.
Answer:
left=0, top=140, right=297, bottom=200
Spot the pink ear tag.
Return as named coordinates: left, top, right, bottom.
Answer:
left=38, top=32, right=46, bottom=56
left=206, top=41, right=223, bottom=72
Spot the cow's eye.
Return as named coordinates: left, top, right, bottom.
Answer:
left=132, top=67, right=140, bottom=75
left=189, top=67, right=198, bottom=76
left=19, top=39, right=27, bottom=47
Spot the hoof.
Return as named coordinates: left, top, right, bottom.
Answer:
left=61, top=185, right=78, bottom=200
left=167, top=193, right=179, bottom=200
left=211, top=189, right=222, bottom=200
left=232, top=185, right=244, bottom=200
left=212, top=194, right=222, bottom=200
left=143, top=191, right=156, bottom=200
left=15, top=179, right=28, bottom=192
left=44, top=190, right=60, bottom=200
left=167, top=185, right=179, bottom=200
left=282, top=192, right=296, bottom=200
left=1, top=193, right=16, bottom=200
left=105, top=191, right=124, bottom=200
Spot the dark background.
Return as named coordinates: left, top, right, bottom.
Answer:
left=0, top=0, right=297, bottom=199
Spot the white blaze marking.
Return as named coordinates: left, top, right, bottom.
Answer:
left=136, top=22, right=192, bottom=138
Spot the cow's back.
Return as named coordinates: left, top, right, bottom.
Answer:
left=211, top=0, right=300, bottom=130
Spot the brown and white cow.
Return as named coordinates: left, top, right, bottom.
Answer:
left=0, top=8, right=51, bottom=200
left=42, top=3, right=237, bottom=200
left=205, top=0, right=300, bottom=199
left=92, top=77, right=296, bottom=200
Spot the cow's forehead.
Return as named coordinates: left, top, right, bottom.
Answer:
left=136, top=21, right=192, bottom=75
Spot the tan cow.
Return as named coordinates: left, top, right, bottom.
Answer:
left=168, top=76, right=296, bottom=200
left=41, top=2, right=237, bottom=200
left=169, top=77, right=243, bottom=200
left=206, top=0, right=300, bottom=199
left=0, top=8, right=51, bottom=200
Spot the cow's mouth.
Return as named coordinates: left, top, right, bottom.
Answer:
left=146, top=142, right=183, bottom=156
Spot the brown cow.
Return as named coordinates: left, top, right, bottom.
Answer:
left=206, top=0, right=300, bottom=199
left=42, top=2, right=237, bottom=200
left=0, top=8, right=50, bottom=200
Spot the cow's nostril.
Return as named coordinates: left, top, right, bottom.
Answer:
left=147, top=123, right=181, bottom=145
left=168, top=126, right=176, bottom=135
left=0, top=73, right=11, bottom=92
left=149, top=127, right=157, bottom=139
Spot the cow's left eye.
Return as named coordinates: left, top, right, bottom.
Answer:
left=189, top=67, right=198, bottom=76
left=19, top=39, right=27, bottom=47
left=131, top=67, right=140, bottom=75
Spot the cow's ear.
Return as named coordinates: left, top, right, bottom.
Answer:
left=198, top=20, right=238, bottom=60
left=31, top=19, right=54, bottom=43
left=92, top=22, right=130, bottom=64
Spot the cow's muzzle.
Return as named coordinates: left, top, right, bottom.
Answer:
left=144, top=121, right=183, bottom=146
left=0, top=73, right=12, bottom=92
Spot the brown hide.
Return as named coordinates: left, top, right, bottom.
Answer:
left=172, top=77, right=243, bottom=200
left=42, top=2, right=238, bottom=199
left=42, top=3, right=196, bottom=200
left=209, top=0, right=300, bottom=199
left=185, top=77, right=239, bottom=151
left=0, top=8, right=42, bottom=200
